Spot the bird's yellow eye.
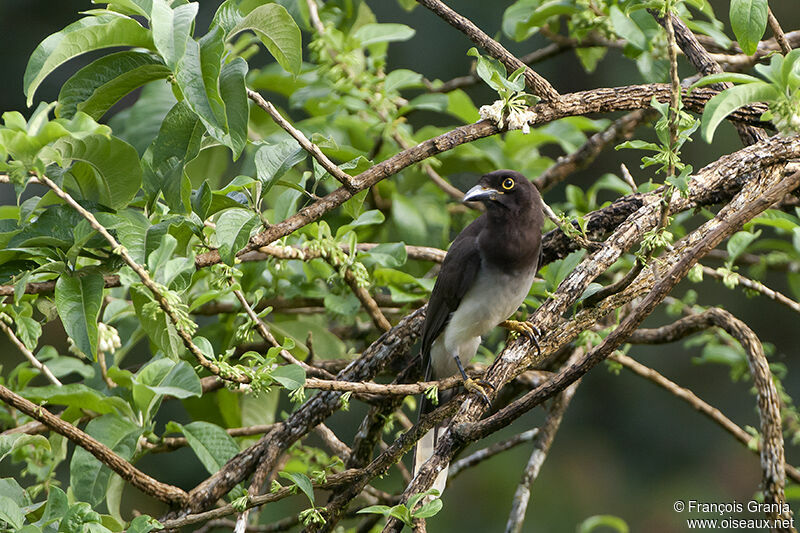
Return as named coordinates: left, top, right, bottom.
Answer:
left=502, top=177, right=515, bottom=190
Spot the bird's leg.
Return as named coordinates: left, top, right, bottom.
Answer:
left=500, top=320, right=541, bottom=358
left=452, top=355, right=493, bottom=406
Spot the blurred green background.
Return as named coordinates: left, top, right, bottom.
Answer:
left=1, top=1, right=799, bottom=531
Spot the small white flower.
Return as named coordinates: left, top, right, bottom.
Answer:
left=479, top=100, right=506, bottom=128
left=507, top=108, right=537, bottom=134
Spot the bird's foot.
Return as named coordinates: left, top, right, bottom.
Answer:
left=463, top=377, right=494, bottom=406
left=500, top=320, right=541, bottom=357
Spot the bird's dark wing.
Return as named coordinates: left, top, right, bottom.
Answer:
left=420, top=215, right=485, bottom=374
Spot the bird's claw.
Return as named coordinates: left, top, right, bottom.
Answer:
left=501, top=320, right=542, bottom=357
left=464, top=377, right=492, bottom=406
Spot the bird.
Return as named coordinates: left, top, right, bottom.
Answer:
left=412, top=169, right=544, bottom=495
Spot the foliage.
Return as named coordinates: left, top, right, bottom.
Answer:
left=0, top=0, right=799, bottom=531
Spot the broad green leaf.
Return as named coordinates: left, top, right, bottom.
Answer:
left=0, top=496, right=24, bottom=530
left=53, top=134, right=142, bottom=209
left=55, top=272, right=104, bottom=358
left=384, top=69, right=423, bottom=93
left=272, top=364, right=306, bottom=390
left=688, top=72, right=761, bottom=92
left=0, top=478, right=30, bottom=507
left=151, top=0, right=198, bottom=70
left=56, top=51, right=171, bottom=120
left=413, top=498, right=443, bottom=519
left=135, top=358, right=202, bottom=399
left=70, top=414, right=142, bottom=507
left=110, top=209, right=150, bottom=264
left=609, top=5, right=646, bottom=50
left=174, top=421, right=239, bottom=475
left=175, top=29, right=227, bottom=142
left=391, top=193, right=427, bottom=245
left=141, top=101, right=204, bottom=211
left=700, top=82, right=778, bottom=142
left=357, top=505, right=392, bottom=515
left=278, top=472, right=315, bottom=505
left=219, top=57, right=249, bottom=159
left=727, top=230, right=761, bottom=263
left=254, top=140, right=305, bottom=193
left=230, top=4, right=302, bottom=75
left=730, top=0, right=768, bottom=55
left=24, top=13, right=154, bottom=106
left=352, top=23, right=415, bottom=46
left=41, top=486, right=68, bottom=526
left=215, top=208, right=259, bottom=264
left=467, top=47, right=506, bottom=92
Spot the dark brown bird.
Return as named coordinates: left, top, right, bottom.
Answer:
left=413, top=169, right=544, bottom=494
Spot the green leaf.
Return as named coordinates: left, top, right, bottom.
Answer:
left=24, top=13, right=154, bottom=106
left=357, top=505, right=392, bottom=516
left=609, top=5, right=646, bottom=50
left=141, top=101, right=204, bottom=211
left=96, top=0, right=153, bottom=19
left=254, top=140, right=305, bottom=193
left=41, top=486, right=69, bottom=526
left=578, top=514, right=630, bottom=533
left=55, top=272, right=104, bottom=358
left=70, top=414, right=142, bottom=507
left=151, top=0, right=198, bottom=70
left=230, top=4, right=302, bottom=75
left=688, top=72, right=761, bottom=92
left=272, top=364, right=306, bottom=390
left=700, top=82, right=778, bottom=142
left=383, top=69, right=423, bottom=93
left=352, top=23, right=415, bottom=46
left=126, top=515, right=162, bottom=533
left=730, top=0, right=768, bottom=56
left=727, top=230, right=761, bottom=264
left=53, top=134, right=143, bottom=209
left=58, top=502, right=102, bottom=532
left=278, top=472, right=315, bottom=505
left=175, top=29, right=226, bottom=142
left=57, top=51, right=170, bottom=120
left=413, top=498, right=443, bottom=519
left=174, top=421, right=240, bottom=475
left=0, top=496, right=24, bottom=530
left=215, top=208, right=259, bottom=265
left=467, top=47, right=506, bottom=92
left=219, top=58, right=249, bottom=159
left=135, top=358, right=202, bottom=399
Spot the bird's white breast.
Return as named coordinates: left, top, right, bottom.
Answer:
left=430, top=262, right=536, bottom=378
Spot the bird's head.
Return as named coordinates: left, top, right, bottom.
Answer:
left=462, top=170, right=541, bottom=215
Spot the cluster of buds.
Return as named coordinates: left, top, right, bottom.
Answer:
left=98, top=322, right=122, bottom=354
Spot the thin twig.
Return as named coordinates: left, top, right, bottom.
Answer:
left=246, top=89, right=355, bottom=191
left=768, top=9, right=792, bottom=55
left=0, top=318, right=61, bottom=386
left=700, top=265, right=800, bottom=315
left=233, top=288, right=335, bottom=378
left=141, top=424, right=277, bottom=453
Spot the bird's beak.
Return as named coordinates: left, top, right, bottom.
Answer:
left=462, top=185, right=498, bottom=203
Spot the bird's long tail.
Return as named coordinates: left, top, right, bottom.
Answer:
left=411, top=372, right=455, bottom=495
